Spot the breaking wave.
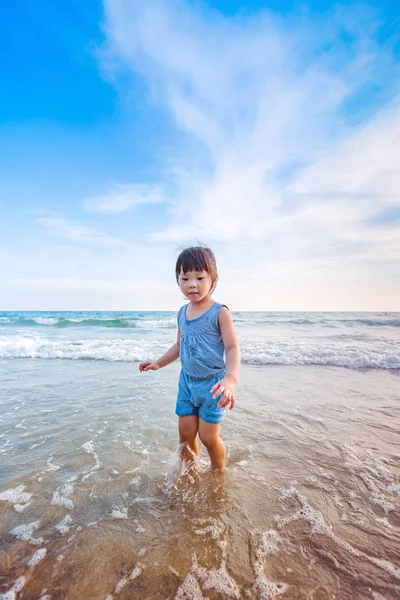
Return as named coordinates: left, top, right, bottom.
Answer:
left=0, top=337, right=398, bottom=369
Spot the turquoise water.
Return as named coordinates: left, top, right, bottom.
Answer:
left=1, top=310, right=399, bottom=368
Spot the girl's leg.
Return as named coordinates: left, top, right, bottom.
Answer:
left=198, top=419, right=226, bottom=470
left=178, top=415, right=199, bottom=462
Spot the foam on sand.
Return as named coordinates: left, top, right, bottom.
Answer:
left=249, top=530, right=289, bottom=599
left=0, top=576, right=26, bottom=600
left=10, top=520, right=44, bottom=545
left=114, top=563, right=143, bottom=594
left=276, top=487, right=400, bottom=580
left=51, top=481, right=75, bottom=510
left=110, top=507, right=128, bottom=519
left=28, top=547, right=47, bottom=566
left=81, top=440, right=101, bottom=480
left=0, top=485, right=32, bottom=505
left=174, top=572, right=204, bottom=600
left=193, top=517, right=225, bottom=540
left=55, top=514, right=72, bottom=534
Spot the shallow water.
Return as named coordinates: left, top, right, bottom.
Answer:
left=1, top=358, right=399, bottom=599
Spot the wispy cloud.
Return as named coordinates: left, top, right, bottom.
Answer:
left=102, top=0, right=400, bottom=266
left=84, top=183, right=165, bottom=213
left=36, top=217, right=135, bottom=249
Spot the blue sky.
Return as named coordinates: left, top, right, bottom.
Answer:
left=1, top=0, right=399, bottom=310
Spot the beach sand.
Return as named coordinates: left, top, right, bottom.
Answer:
left=1, top=359, right=399, bottom=599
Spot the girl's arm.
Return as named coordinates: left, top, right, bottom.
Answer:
left=139, top=329, right=180, bottom=372
left=210, top=308, right=241, bottom=408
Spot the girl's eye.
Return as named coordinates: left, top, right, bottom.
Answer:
left=181, top=278, right=188, bottom=281
left=197, top=277, right=204, bottom=280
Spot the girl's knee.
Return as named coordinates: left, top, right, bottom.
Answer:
left=199, top=430, right=220, bottom=448
left=178, top=416, right=198, bottom=442
left=199, top=420, right=221, bottom=448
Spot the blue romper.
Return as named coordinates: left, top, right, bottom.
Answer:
left=176, top=302, right=226, bottom=424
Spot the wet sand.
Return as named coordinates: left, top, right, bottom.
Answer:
left=0, top=360, right=399, bottom=599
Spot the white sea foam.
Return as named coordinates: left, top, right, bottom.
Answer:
left=197, top=565, right=241, bottom=598
left=371, top=493, right=395, bottom=514
left=51, top=481, right=75, bottom=510
left=175, top=551, right=242, bottom=600
left=55, top=514, right=72, bottom=534
left=14, top=500, right=33, bottom=512
left=114, top=563, right=143, bottom=594
left=241, top=340, right=400, bottom=369
left=130, top=496, right=161, bottom=505
left=81, top=440, right=100, bottom=480
left=0, top=576, right=26, bottom=600
left=33, top=318, right=59, bottom=326
left=130, top=475, right=142, bottom=487
left=175, top=572, right=204, bottom=600
left=249, top=530, right=288, bottom=599
left=0, top=338, right=169, bottom=362
left=128, top=318, right=176, bottom=329
left=29, top=438, right=47, bottom=450
left=193, top=517, right=225, bottom=540
left=10, top=521, right=44, bottom=545
left=254, top=530, right=281, bottom=559
left=46, top=456, right=61, bottom=471
left=1, top=335, right=398, bottom=368
left=82, top=440, right=95, bottom=454
left=0, top=485, right=32, bottom=505
left=28, top=547, right=47, bottom=566
left=51, top=492, right=74, bottom=509
left=359, top=472, right=396, bottom=514
left=111, top=507, right=128, bottom=519
left=277, top=487, right=400, bottom=579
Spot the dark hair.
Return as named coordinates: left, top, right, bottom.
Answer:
left=175, top=246, right=218, bottom=293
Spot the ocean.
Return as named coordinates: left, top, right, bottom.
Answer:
left=0, top=311, right=399, bottom=599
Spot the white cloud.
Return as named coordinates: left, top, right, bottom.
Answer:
left=102, top=0, right=400, bottom=264
left=84, top=183, right=165, bottom=213
left=36, top=217, right=135, bottom=249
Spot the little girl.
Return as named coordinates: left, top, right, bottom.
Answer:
left=139, top=246, right=241, bottom=470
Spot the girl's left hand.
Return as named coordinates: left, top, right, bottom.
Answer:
left=210, top=377, right=235, bottom=410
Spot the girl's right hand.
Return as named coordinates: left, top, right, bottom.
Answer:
left=139, top=362, right=160, bottom=372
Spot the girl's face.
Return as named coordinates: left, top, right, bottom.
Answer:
left=178, top=269, right=213, bottom=303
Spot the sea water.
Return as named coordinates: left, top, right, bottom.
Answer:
left=0, top=311, right=399, bottom=599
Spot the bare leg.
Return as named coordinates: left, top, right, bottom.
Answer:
left=198, top=419, right=226, bottom=470
left=178, top=415, right=199, bottom=462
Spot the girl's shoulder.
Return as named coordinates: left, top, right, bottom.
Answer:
left=212, top=301, right=229, bottom=313
left=205, top=302, right=229, bottom=327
